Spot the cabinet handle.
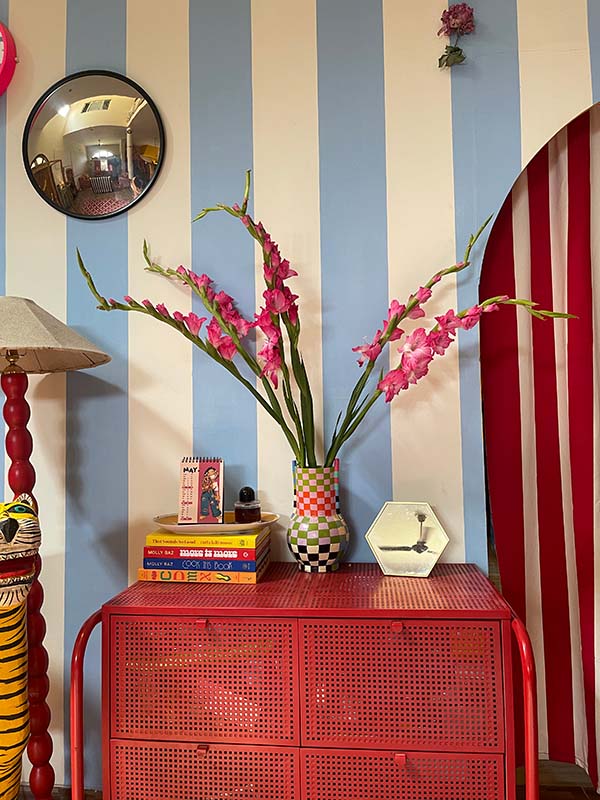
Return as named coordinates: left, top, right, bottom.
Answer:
left=394, top=753, right=406, bottom=768
left=195, top=619, right=208, bottom=628
left=391, top=621, right=405, bottom=633
left=196, top=745, right=209, bottom=755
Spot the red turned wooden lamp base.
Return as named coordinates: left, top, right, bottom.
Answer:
left=0, top=297, right=110, bottom=800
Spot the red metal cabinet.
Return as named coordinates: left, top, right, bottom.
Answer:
left=70, top=562, right=537, bottom=800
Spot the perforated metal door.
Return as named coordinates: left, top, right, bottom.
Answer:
left=110, top=740, right=299, bottom=800
left=300, top=619, right=503, bottom=750
left=111, top=615, right=298, bottom=744
left=301, top=749, right=504, bottom=800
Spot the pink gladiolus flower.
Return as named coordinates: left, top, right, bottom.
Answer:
left=176, top=266, right=187, bottom=276
left=207, top=317, right=223, bottom=348
left=214, top=290, right=235, bottom=315
left=156, top=303, right=170, bottom=317
left=435, top=309, right=462, bottom=332
left=124, top=295, right=133, bottom=304
left=263, top=287, right=298, bottom=317
left=460, top=305, right=483, bottom=330
left=109, top=298, right=117, bottom=306
left=217, top=336, right=237, bottom=361
left=207, top=317, right=237, bottom=359
left=188, top=271, right=215, bottom=302
left=427, top=328, right=453, bottom=355
left=258, top=341, right=282, bottom=388
left=407, top=286, right=432, bottom=319
left=438, top=3, right=475, bottom=37
left=378, top=368, right=410, bottom=402
left=388, top=299, right=406, bottom=319
left=415, top=287, right=432, bottom=304
left=352, top=330, right=383, bottom=367
left=263, top=288, right=288, bottom=314
left=253, top=308, right=281, bottom=343
left=184, top=312, right=207, bottom=336
left=278, top=259, right=297, bottom=280
left=241, top=215, right=250, bottom=227
left=173, top=311, right=184, bottom=322
left=232, top=203, right=241, bottom=212
left=213, top=290, right=250, bottom=337
left=399, top=328, right=433, bottom=378
left=287, top=302, right=299, bottom=326
left=142, top=299, right=153, bottom=309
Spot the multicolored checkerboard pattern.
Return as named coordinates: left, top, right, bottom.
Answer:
left=287, top=465, right=349, bottom=572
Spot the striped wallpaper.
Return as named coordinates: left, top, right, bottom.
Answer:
left=0, top=0, right=596, bottom=789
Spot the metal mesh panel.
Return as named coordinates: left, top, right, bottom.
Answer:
left=111, top=616, right=297, bottom=744
left=300, top=620, right=503, bottom=750
left=111, top=741, right=299, bottom=800
left=302, top=749, right=504, bottom=800
left=105, top=563, right=509, bottom=618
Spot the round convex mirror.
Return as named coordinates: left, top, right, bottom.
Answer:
left=22, top=70, right=165, bottom=220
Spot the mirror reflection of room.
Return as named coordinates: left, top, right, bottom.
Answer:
left=26, top=74, right=161, bottom=218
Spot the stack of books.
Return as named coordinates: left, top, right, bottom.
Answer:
left=137, top=525, right=271, bottom=585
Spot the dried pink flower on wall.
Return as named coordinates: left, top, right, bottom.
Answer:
left=438, top=3, right=475, bottom=68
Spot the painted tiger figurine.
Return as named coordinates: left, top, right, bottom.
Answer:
left=0, top=494, right=41, bottom=800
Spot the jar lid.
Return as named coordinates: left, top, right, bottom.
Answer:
left=238, top=486, right=256, bottom=502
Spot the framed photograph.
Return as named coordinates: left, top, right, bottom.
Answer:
left=365, top=501, right=449, bottom=578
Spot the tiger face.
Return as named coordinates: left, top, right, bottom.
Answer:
left=0, top=494, right=41, bottom=608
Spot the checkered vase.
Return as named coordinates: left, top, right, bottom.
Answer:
left=287, top=464, right=349, bottom=573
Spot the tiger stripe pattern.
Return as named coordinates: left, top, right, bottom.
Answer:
left=0, top=602, right=29, bottom=800
left=0, top=494, right=41, bottom=799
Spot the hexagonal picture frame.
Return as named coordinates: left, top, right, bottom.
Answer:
left=365, top=501, right=449, bottom=578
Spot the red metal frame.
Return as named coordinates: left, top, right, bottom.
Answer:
left=69, top=564, right=539, bottom=800
left=70, top=609, right=102, bottom=800
left=512, top=616, right=539, bottom=800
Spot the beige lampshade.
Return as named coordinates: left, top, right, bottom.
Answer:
left=0, top=296, right=111, bottom=374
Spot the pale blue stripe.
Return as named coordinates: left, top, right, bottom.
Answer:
left=317, top=0, right=391, bottom=561
left=189, top=0, right=256, bottom=510
left=451, top=0, right=521, bottom=569
left=65, top=0, right=127, bottom=788
left=589, top=0, right=600, bottom=101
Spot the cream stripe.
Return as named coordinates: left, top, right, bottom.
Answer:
left=548, top=129, right=587, bottom=763
left=6, top=0, right=67, bottom=783
left=127, top=0, right=192, bottom=581
left=517, top=0, right=592, bottom=167
left=589, top=102, right=600, bottom=780
left=382, top=0, right=463, bottom=560
left=251, top=0, right=323, bottom=560
left=512, top=170, right=549, bottom=755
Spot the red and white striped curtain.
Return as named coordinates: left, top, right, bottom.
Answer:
left=480, top=105, right=599, bottom=785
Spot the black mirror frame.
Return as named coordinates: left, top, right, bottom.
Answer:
left=22, top=69, right=166, bottom=221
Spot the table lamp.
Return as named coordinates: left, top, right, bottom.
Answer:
left=0, top=296, right=110, bottom=800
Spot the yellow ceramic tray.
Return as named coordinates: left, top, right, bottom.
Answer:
left=153, top=511, right=279, bottom=534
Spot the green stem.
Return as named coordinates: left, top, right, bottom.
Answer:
left=282, top=314, right=316, bottom=466
left=325, top=390, right=383, bottom=466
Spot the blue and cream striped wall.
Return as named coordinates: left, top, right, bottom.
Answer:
left=0, top=0, right=597, bottom=788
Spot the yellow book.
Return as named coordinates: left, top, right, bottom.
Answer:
left=145, top=525, right=270, bottom=549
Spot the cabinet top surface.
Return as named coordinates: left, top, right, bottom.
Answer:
left=104, top=562, right=511, bottom=619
